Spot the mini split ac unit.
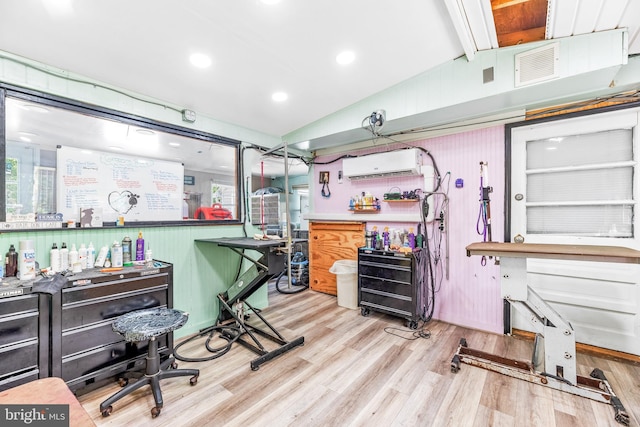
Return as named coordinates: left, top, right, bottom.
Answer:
left=342, top=148, right=422, bottom=180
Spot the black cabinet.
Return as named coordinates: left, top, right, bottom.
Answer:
left=358, top=248, right=423, bottom=329
left=0, top=292, right=49, bottom=391
left=0, top=262, right=173, bottom=394
left=51, top=263, right=173, bottom=394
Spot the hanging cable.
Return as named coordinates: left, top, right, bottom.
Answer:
left=476, top=161, right=492, bottom=266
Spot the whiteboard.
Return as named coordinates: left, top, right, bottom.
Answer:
left=57, top=146, right=184, bottom=223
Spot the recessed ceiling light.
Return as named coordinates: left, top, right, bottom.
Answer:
left=19, top=136, right=31, bottom=142
left=336, top=50, right=355, bottom=65
left=136, top=128, right=155, bottom=136
left=169, top=142, right=181, bottom=147
left=272, top=92, right=288, bottom=102
left=108, top=146, right=124, bottom=151
left=190, top=53, right=212, bottom=69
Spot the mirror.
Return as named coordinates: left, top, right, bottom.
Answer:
left=2, top=91, right=241, bottom=229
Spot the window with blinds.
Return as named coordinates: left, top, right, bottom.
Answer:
left=525, top=128, right=634, bottom=237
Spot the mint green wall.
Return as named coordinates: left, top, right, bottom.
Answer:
left=0, top=51, right=281, bottom=339
left=0, top=225, right=270, bottom=338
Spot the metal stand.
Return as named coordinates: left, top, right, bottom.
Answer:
left=194, top=237, right=305, bottom=370
left=451, top=242, right=638, bottom=426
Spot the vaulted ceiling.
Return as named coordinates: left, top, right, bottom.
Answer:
left=0, top=0, right=637, bottom=143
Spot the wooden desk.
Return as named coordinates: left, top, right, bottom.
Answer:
left=0, top=377, right=96, bottom=426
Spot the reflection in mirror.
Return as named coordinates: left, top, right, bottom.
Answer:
left=3, top=94, right=240, bottom=228
left=249, top=153, right=310, bottom=235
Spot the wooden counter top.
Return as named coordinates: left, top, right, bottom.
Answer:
left=466, top=242, right=640, bottom=264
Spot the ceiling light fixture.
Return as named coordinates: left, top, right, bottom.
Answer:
left=190, top=53, right=212, bottom=69
left=272, top=92, right=288, bottom=102
left=135, top=128, right=155, bottom=136
left=336, top=50, right=355, bottom=65
left=169, top=142, right=181, bottom=147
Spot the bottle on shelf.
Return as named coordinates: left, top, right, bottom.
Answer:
left=68, top=244, right=79, bottom=267
left=95, top=245, right=109, bottom=268
left=60, top=243, right=69, bottom=271
left=111, top=241, right=123, bottom=268
left=87, top=242, right=96, bottom=269
left=135, top=231, right=145, bottom=261
left=50, top=243, right=60, bottom=273
left=407, top=227, right=416, bottom=249
left=382, top=227, right=390, bottom=251
left=18, top=240, right=36, bottom=280
left=6, top=244, right=18, bottom=277
left=122, top=236, right=133, bottom=266
left=78, top=243, right=88, bottom=269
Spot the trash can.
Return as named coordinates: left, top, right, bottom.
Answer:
left=329, top=260, right=358, bottom=309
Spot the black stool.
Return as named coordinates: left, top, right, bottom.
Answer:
left=100, top=308, right=199, bottom=418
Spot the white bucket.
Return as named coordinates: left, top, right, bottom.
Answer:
left=329, top=260, right=358, bottom=309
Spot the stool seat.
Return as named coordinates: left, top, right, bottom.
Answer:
left=100, top=307, right=199, bottom=419
left=113, top=307, right=189, bottom=341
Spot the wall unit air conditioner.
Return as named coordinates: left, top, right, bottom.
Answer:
left=343, top=148, right=422, bottom=180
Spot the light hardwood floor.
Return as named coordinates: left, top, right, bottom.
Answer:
left=78, top=284, right=640, bottom=426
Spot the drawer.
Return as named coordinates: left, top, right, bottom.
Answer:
left=62, top=274, right=168, bottom=304
left=62, top=289, right=166, bottom=329
left=0, top=339, right=39, bottom=377
left=0, top=370, right=39, bottom=392
left=360, top=290, right=413, bottom=316
left=359, top=264, right=412, bottom=283
left=61, top=337, right=167, bottom=382
left=0, top=294, right=38, bottom=317
left=359, top=276, right=413, bottom=297
left=0, top=310, right=39, bottom=347
left=62, top=319, right=125, bottom=357
left=359, top=252, right=412, bottom=268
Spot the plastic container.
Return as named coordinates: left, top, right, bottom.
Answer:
left=18, top=240, right=36, bottom=280
left=329, top=260, right=358, bottom=309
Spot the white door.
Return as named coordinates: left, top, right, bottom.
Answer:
left=510, top=107, right=640, bottom=355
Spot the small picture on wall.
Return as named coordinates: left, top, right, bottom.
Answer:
left=319, top=171, right=330, bottom=183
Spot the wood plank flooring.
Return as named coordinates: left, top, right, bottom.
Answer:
left=78, top=284, right=640, bottom=426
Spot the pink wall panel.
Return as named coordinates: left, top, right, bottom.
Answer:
left=313, top=126, right=505, bottom=333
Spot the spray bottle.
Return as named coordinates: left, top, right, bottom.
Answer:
left=135, top=231, right=145, bottom=261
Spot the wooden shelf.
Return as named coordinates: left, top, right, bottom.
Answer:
left=384, top=199, right=419, bottom=203
left=348, top=208, right=380, bottom=213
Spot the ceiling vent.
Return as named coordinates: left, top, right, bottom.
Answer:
left=515, top=42, right=559, bottom=87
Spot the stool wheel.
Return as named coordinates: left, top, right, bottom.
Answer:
left=190, top=374, right=199, bottom=385
left=151, top=406, right=161, bottom=418
left=118, top=377, right=128, bottom=387
left=101, top=405, right=113, bottom=417
left=171, top=361, right=178, bottom=369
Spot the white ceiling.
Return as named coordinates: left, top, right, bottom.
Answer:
left=0, top=0, right=638, bottom=177
left=0, top=0, right=463, bottom=138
